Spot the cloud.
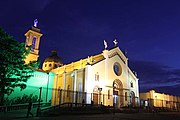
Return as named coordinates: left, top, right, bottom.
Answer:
left=129, top=60, right=180, bottom=95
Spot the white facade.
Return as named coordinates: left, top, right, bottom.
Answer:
left=84, top=47, right=139, bottom=107
left=50, top=46, right=139, bottom=108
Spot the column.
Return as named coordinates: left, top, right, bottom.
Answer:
left=73, top=70, right=77, bottom=103
left=62, top=72, right=66, bottom=103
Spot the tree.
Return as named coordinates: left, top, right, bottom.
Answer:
left=0, top=28, right=36, bottom=105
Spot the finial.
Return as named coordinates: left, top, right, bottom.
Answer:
left=113, top=39, right=118, bottom=47
left=87, top=56, right=90, bottom=63
left=104, top=40, right=108, bottom=50
left=34, top=19, right=38, bottom=27
left=51, top=50, right=57, bottom=56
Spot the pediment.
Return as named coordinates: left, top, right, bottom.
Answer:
left=108, top=47, right=127, bottom=64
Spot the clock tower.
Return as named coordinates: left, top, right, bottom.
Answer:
left=24, top=19, right=43, bottom=64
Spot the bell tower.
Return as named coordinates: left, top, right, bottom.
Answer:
left=24, top=19, right=43, bottom=64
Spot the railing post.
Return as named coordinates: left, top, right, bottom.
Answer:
left=75, top=91, right=78, bottom=106
left=103, top=94, right=105, bottom=105
left=91, top=93, right=93, bottom=102
left=36, top=87, right=42, bottom=117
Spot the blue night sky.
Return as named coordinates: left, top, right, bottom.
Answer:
left=0, top=0, right=180, bottom=96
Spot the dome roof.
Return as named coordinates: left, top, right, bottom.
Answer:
left=44, top=50, right=63, bottom=64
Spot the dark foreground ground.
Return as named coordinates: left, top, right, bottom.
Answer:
left=0, top=109, right=180, bottom=120
left=34, top=112, right=180, bottom=120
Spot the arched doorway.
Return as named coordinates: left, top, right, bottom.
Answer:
left=130, top=91, right=136, bottom=107
left=113, top=79, right=123, bottom=108
left=93, top=86, right=99, bottom=105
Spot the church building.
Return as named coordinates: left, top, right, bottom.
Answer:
left=9, top=20, right=139, bottom=108
left=41, top=37, right=139, bottom=107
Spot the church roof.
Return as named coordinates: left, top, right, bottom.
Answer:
left=44, top=50, right=63, bottom=64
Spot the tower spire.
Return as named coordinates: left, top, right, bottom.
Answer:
left=24, top=20, right=42, bottom=64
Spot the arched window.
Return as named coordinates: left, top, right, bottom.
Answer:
left=32, top=36, right=36, bottom=51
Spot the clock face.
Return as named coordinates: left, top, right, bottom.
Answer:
left=113, top=62, right=122, bottom=76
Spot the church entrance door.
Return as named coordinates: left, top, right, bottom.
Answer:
left=93, top=93, right=98, bottom=105
left=113, top=79, right=123, bottom=108
left=130, top=91, right=136, bottom=107
left=93, top=86, right=99, bottom=105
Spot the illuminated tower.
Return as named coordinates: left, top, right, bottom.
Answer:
left=24, top=19, right=43, bottom=64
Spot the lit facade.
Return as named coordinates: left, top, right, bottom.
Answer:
left=5, top=70, right=55, bottom=103
left=7, top=20, right=139, bottom=108
left=140, top=90, right=180, bottom=110
left=45, top=46, right=139, bottom=108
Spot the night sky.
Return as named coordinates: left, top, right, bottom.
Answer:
left=1, top=0, right=180, bottom=96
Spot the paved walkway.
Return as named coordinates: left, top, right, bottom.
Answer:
left=0, top=109, right=180, bottom=120
left=0, top=108, right=37, bottom=120
left=38, top=112, right=180, bottom=120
